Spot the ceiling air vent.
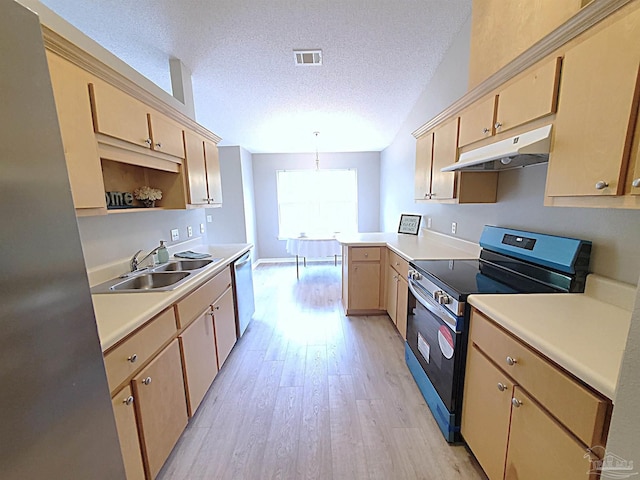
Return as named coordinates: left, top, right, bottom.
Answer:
left=294, top=49, right=322, bottom=66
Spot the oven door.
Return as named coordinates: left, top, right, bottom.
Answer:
left=407, top=279, right=463, bottom=412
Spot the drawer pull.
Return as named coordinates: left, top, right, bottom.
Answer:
left=506, top=356, right=518, bottom=366
left=497, top=382, right=507, bottom=392
left=364, top=253, right=368, bottom=258
left=142, top=377, right=152, bottom=386
left=123, top=395, right=134, bottom=406
left=595, top=181, right=609, bottom=190
left=511, top=397, right=523, bottom=408
left=127, top=354, right=138, bottom=363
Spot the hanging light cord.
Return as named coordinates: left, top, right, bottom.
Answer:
left=314, top=131, right=320, bottom=171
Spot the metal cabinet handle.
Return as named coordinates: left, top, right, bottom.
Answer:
left=494, top=122, right=503, bottom=130
left=506, top=356, right=518, bottom=366
left=483, top=127, right=490, bottom=134
left=511, top=397, right=523, bottom=408
left=595, top=181, right=609, bottom=190
left=155, top=142, right=162, bottom=148
left=497, top=382, right=507, bottom=392
left=632, top=178, right=640, bottom=188
left=214, top=306, right=220, bottom=310
left=142, top=377, right=152, bottom=386
left=144, top=138, right=152, bottom=145
left=395, top=262, right=400, bottom=266
left=128, top=354, right=138, bottom=363
left=364, top=253, right=368, bottom=257
left=123, top=395, right=134, bottom=406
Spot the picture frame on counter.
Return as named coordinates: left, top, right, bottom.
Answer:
left=398, top=214, right=421, bottom=235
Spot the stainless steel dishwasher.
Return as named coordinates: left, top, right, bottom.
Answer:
left=232, top=251, right=255, bottom=336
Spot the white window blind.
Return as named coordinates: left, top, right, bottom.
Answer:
left=277, top=169, right=358, bottom=238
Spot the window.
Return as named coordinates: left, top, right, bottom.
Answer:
left=277, top=169, right=358, bottom=238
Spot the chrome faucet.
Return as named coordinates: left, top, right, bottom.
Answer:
left=129, top=245, right=163, bottom=272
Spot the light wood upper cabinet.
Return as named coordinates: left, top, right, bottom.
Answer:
left=546, top=9, right=640, bottom=198
left=204, top=140, right=223, bottom=206
left=212, top=288, right=237, bottom=368
left=148, top=111, right=185, bottom=158
left=458, top=95, right=497, bottom=148
left=111, top=385, right=145, bottom=480
left=414, top=132, right=433, bottom=200
left=89, top=80, right=151, bottom=149
left=133, top=339, right=188, bottom=480
left=468, top=0, right=583, bottom=88
left=183, top=130, right=209, bottom=206
left=431, top=118, right=459, bottom=200
left=494, top=56, right=562, bottom=135
left=629, top=115, right=640, bottom=196
left=46, top=51, right=106, bottom=211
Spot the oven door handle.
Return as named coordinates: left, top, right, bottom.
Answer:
left=408, top=280, right=458, bottom=332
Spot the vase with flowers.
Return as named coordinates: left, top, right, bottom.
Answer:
left=133, top=186, right=162, bottom=208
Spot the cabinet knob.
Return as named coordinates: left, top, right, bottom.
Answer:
left=123, top=395, right=134, bottom=406
left=595, top=181, right=609, bottom=190
left=506, top=356, right=518, bottom=366
left=144, top=138, right=152, bottom=145
left=364, top=253, right=368, bottom=257
left=395, top=262, right=400, bottom=266
left=511, top=397, right=523, bottom=408
left=214, top=306, right=220, bottom=311
left=497, top=382, right=507, bottom=392
left=483, top=127, right=490, bottom=134
left=155, top=142, right=162, bottom=148
left=127, top=353, right=138, bottom=363
left=632, top=178, right=640, bottom=188
left=494, top=122, right=503, bottom=130
left=142, top=377, right=152, bottom=386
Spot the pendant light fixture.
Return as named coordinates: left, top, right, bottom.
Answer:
left=313, top=131, right=320, bottom=170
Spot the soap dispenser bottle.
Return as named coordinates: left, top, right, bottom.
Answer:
left=157, top=240, right=169, bottom=264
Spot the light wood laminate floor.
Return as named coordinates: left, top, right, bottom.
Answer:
left=158, top=262, right=485, bottom=480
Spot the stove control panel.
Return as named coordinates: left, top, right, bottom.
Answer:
left=408, top=269, right=422, bottom=281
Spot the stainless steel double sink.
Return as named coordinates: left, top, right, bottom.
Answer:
left=91, top=258, right=222, bottom=294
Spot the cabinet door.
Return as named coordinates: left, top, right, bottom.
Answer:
left=386, top=264, right=398, bottom=324
left=149, top=111, right=185, bottom=159
left=505, top=387, right=594, bottom=480
left=183, top=130, right=209, bottom=205
left=133, top=340, right=188, bottom=479
left=431, top=118, right=458, bottom=200
left=212, top=288, right=237, bottom=368
left=46, top=51, right=106, bottom=210
left=414, top=132, right=434, bottom=200
left=630, top=115, right=640, bottom=195
left=348, top=262, right=381, bottom=310
left=396, top=276, right=408, bottom=340
left=204, top=140, right=223, bottom=205
left=461, top=345, right=513, bottom=480
left=111, top=386, right=145, bottom=480
left=495, top=56, right=561, bottom=134
left=546, top=10, right=640, bottom=197
left=89, top=80, right=151, bottom=149
left=179, top=311, right=219, bottom=416
left=458, top=95, right=497, bottom=147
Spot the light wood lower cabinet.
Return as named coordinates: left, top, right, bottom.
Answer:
left=342, top=246, right=386, bottom=315
left=462, top=308, right=611, bottom=480
left=386, top=250, right=409, bottom=340
left=179, top=311, right=219, bottom=416
left=111, top=385, right=146, bottom=480
left=212, top=288, right=237, bottom=368
left=133, top=339, right=188, bottom=479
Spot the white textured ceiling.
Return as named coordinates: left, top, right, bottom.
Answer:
left=40, top=0, right=471, bottom=153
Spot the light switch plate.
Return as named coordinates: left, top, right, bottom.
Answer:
left=187, top=226, right=193, bottom=238
left=171, top=228, right=179, bottom=241
left=206, top=215, right=212, bottom=223
left=200, top=223, right=205, bottom=234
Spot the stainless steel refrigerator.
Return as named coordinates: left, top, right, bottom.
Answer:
left=1, top=1, right=126, bottom=478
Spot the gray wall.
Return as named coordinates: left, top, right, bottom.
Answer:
left=252, top=151, right=381, bottom=258
left=380, top=16, right=640, bottom=285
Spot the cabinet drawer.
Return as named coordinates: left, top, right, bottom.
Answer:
left=350, top=247, right=381, bottom=262
left=470, top=309, right=610, bottom=446
left=176, top=267, right=232, bottom=329
left=104, top=308, right=177, bottom=393
left=388, top=249, right=409, bottom=279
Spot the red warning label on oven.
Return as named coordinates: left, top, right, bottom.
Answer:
left=438, top=326, right=454, bottom=359
left=417, top=332, right=430, bottom=364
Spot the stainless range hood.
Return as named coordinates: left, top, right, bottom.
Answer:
left=441, top=124, right=552, bottom=172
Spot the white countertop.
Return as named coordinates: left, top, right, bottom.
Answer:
left=91, top=243, right=251, bottom=351
left=336, top=230, right=481, bottom=260
left=468, top=275, right=635, bottom=400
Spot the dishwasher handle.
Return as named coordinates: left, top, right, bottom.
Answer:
left=235, top=251, right=251, bottom=268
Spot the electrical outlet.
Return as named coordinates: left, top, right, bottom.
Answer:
left=451, top=222, right=457, bottom=235
left=427, top=217, right=432, bottom=229
left=187, top=226, right=193, bottom=238
left=171, top=228, right=179, bottom=241
left=200, top=223, right=205, bottom=234
left=206, top=215, right=212, bottom=223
